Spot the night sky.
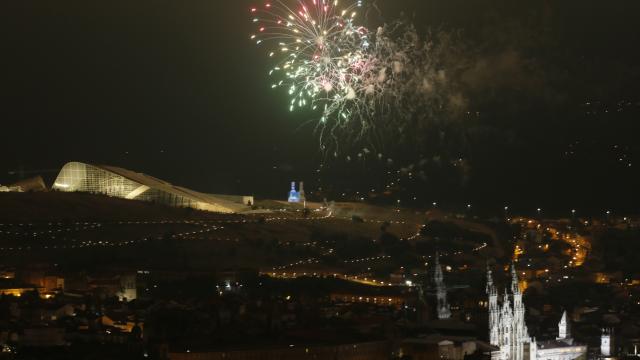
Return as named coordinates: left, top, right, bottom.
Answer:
left=1, top=0, right=639, bottom=215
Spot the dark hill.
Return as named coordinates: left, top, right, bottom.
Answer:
left=0, top=192, right=232, bottom=222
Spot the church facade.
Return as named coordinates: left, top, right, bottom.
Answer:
left=486, top=264, right=587, bottom=360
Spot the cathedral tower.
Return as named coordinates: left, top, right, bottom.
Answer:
left=487, top=263, right=499, bottom=345
left=601, top=328, right=613, bottom=358
left=558, top=311, right=570, bottom=341
left=510, top=264, right=527, bottom=360
left=434, top=253, right=451, bottom=319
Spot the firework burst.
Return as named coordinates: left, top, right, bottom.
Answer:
left=250, top=1, right=470, bottom=153
left=250, top=1, right=379, bottom=137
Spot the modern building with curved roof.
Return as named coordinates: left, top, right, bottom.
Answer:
left=52, top=162, right=253, bottom=213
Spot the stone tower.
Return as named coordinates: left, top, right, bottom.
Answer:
left=601, top=328, right=613, bottom=358
left=557, top=311, right=570, bottom=341
left=298, top=181, right=306, bottom=202
left=433, top=253, right=451, bottom=319
left=487, top=263, right=499, bottom=345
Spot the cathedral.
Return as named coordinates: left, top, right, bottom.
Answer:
left=486, top=264, right=587, bottom=360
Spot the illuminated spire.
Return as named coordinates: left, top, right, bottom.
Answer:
left=486, top=262, right=497, bottom=295
left=510, top=263, right=521, bottom=295
left=433, top=252, right=451, bottom=319
left=288, top=181, right=301, bottom=203
left=434, top=252, right=444, bottom=284
left=558, top=310, right=570, bottom=340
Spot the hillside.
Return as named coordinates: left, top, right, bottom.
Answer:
left=0, top=192, right=498, bottom=271
left=0, top=192, right=233, bottom=222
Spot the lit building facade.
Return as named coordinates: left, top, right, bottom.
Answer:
left=487, top=264, right=587, bottom=360
left=52, top=162, right=252, bottom=213
left=600, top=329, right=614, bottom=359
left=287, top=181, right=305, bottom=203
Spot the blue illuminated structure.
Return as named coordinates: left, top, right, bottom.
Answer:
left=288, top=182, right=300, bottom=203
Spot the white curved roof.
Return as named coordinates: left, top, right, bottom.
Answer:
left=52, top=162, right=252, bottom=214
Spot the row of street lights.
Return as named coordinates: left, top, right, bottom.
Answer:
left=426, top=201, right=619, bottom=219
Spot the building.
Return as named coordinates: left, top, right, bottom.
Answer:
left=118, top=273, right=137, bottom=301
left=0, top=185, right=22, bottom=192
left=532, top=311, right=587, bottom=360
left=86, top=273, right=139, bottom=301
left=52, top=162, right=253, bottom=213
left=487, top=264, right=529, bottom=360
left=168, top=341, right=391, bottom=360
left=8, top=176, right=48, bottom=192
left=433, top=253, right=452, bottom=320
left=287, top=181, right=305, bottom=203
left=401, top=335, right=496, bottom=360
left=600, top=329, right=614, bottom=359
left=0, top=279, right=41, bottom=297
left=486, top=264, right=587, bottom=360
left=329, top=292, right=407, bottom=309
